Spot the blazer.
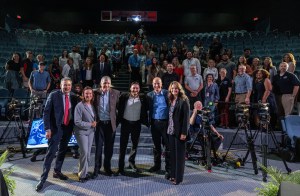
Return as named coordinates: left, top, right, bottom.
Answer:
left=117, top=92, right=149, bottom=127
left=92, top=62, right=111, bottom=85
left=94, top=88, right=120, bottom=131
left=146, top=89, right=169, bottom=123
left=171, top=98, right=190, bottom=138
left=74, top=102, right=96, bottom=134
left=43, top=90, right=78, bottom=133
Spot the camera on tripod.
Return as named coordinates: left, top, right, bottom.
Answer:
left=257, top=102, right=270, bottom=123
left=7, top=98, right=25, bottom=119
left=235, top=103, right=250, bottom=123
left=198, top=102, right=214, bottom=124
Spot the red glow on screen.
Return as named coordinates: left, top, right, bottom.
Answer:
left=17, top=15, right=22, bottom=19
left=253, top=17, right=259, bottom=21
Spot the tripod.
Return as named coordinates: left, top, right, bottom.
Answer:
left=223, top=115, right=258, bottom=175
left=0, top=108, right=27, bottom=158
left=188, top=114, right=219, bottom=171
left=243, top=112, right=291, bottom=182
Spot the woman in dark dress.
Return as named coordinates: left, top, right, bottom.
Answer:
left=252, top=69, right=277, bottom=129
left=167, top=81, right=190, bottom=185
left=48, top=56, right=62, bottom=91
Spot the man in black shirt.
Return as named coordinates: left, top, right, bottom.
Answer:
left=161, top=63, right=179, bottom=89
left=273, top=62, right=300, bottom=117
left=20, top=51, right=34, bottom=88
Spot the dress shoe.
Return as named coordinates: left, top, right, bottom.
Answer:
left=35, top=180, right=44, bottom=192
left=91, top=172, right=98, bottom=179
left=79, top=177, right=87, bottom=183
left=53, top=171, right=68, bottom=180
left=72, top=153, right=79, bottom=159
left=115, top=170, right=126, bottom=176
left=148, top=165, right=161, bottom=173
left=129, top=162, right=142, bottom=173
left=104, top=169, right=114, bottom=176
left=165, top=172, right=170, bottom=180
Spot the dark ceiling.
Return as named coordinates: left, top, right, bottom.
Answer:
left=1, top=0, right=299, bottom=33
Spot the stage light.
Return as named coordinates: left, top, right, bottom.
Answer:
left=17, top=15, right=22, bottom=19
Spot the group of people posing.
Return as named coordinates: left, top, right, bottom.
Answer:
left=36, top=75, right=203, bottom=192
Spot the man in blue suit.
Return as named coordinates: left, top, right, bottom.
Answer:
left=36, top=77, right=78, bottom=192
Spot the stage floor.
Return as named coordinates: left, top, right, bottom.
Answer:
left=2, top=150, right=300, bottom=196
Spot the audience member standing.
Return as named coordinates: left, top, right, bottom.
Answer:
left=20, top=51, right=34, bottom=88
left=203, top=59, right=218, bottom=81
left=92, top=54, right=112, bottom=87
left=252, top=69, right=277, bottom=129
left=69, top=46, right=82, bottom=83
left=93, top=76, right=120, bottom=177
left=80, top=57, right=94, bottom=88
left=263, top=57, right=277, bottom=83
left=48, top=56, right=62, bottom=90
left=273, top=62, right=300, bottom=117
left=182, top=51, right=201, bottom=77
left=217, top=53, right=236, bottom=82
left=128, top=49, right=142, bottom=86
left=161, top=63, right=179, bottom=90
left=283, top=53, right=296, bottom=73
left=234, top=65, right=252, bottom=104
left=184, top=64, right=203, bottom=109
left=28, top=62, right=51, bottom=118
left=5, top=52, right=22, bottom=95
left=35, top=77, right=78, bottom=192
left=216, top=68, right=232, bottom=128
left=167, top=81, right=189, bottom=185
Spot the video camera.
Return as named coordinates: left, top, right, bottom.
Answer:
left=7, top=98, right=25, bottom=119
left=198, top=102, right=214, bottom=123
left=256, top=102, right=270, bottom=123
left=30, top=95, right=42, bottom=105
left=235, top=103, right=250, bottom=123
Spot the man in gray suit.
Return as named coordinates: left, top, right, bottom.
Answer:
left=93, top=76, right=120, bottom=177
left=36, top=77, right=78, bottom=192
left=74, top=86, right=97, bottom=182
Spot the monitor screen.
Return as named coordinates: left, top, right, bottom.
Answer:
left=26, top=119, right=77, bottom=149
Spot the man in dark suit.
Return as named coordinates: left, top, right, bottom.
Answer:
left=116, top=82, right=148, bottom=175
left=92, top=54, right=112, bottom=86
left=93, top=76, right=120, bottom=177
left=35, top=77, right=78, bottom=192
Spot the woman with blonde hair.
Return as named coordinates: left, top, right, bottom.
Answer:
left=283, top=53, right=296, bottom=73
left=80, top=57, right=94, bottom=88
left=167, top=81, right=190, bottom=185
left=263, top=57, right=277, bottom=82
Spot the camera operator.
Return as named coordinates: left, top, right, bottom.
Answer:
left=252, top=69, right=277, bottom=129
left=28, top=62, right=51, bottom=119
left=188, top=101, right=224, bottom=151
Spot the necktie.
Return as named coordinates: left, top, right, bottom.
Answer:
left=64, top=94, right=69, bottom=125
left=100, top=63, right=104, bottom=71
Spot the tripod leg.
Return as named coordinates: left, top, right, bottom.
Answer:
left=223, top=126, right=241, bottom=161
left=270, top=131, right=292, bottom=173
left=262, top=145, right=268, bottom=182
left=15, top=118, right=26, bottom=158
left=244, top=127, right=258, bottom=175
left=205, top=137, right=212, bottom=171
left=243, top=129, right=259, bottom=163
left=0, top=121, right=12, bottom=142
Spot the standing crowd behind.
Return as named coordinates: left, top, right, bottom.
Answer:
left=2, top=31, right=300, bottom=189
